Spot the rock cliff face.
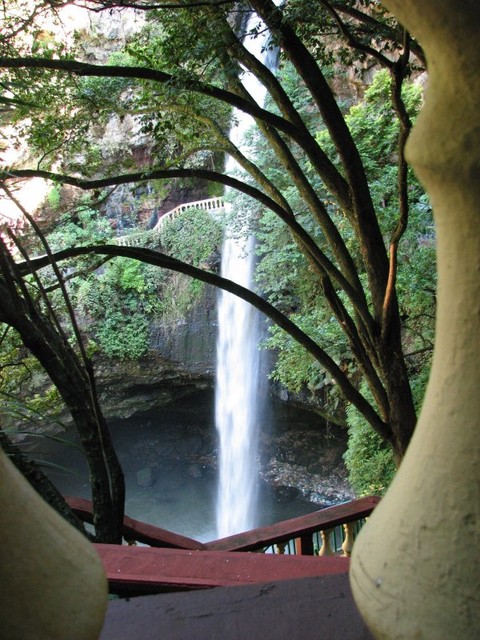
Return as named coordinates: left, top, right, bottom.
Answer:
left=95, top=280, right=340, bottom=426
left=92, top=283, right=217, bottom=421
left=94, top=351, right=212, bottom=422
left=150, top=285, right=217, bottom=377
left=103, top=388, right=352, bottom=507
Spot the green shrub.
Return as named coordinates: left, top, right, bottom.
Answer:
left=344, top=401, right=396, bottom=496
left=47, top=185, right=61, bottom=210
left=96, top=312, right=150, bottom=360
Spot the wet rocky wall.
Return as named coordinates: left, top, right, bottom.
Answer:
left=150, top=284, right=217, bottom=378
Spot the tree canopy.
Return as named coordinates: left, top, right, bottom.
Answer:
left=0, top=0, right=435, bottom=504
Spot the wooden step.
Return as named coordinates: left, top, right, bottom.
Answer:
left=99, top=573, right=374, bottom=640
left=94, top=543, right=350, bottom=595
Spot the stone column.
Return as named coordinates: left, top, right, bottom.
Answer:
left=350, top=1, right=480, bottom=638
left=0, top=451, right=108, bottom=639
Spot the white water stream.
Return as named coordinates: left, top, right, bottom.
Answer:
left=215, top=13, right=276, bottom=538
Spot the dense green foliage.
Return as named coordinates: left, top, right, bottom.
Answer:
left=344, top=394, right=396, bottom=495
left=77, top=258, right=160, bottom=359
left=0, top=327, right=64, bottom=433
left=159, top=206, right=224, bottom=318
left=161, top=207, right=223, bottom=266
left=254, top=69, right=434, bottom=490
left=45, top=200, right=223, bottom=359
left=36, top=200, right=156, bottom=359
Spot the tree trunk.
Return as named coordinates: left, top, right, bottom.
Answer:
left=378, top=308, right=417, bottom=462
left=0, top=258, right=125, bottom=543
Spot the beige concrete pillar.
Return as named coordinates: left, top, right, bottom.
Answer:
left=350, top=1, right=480, bottom=638
left=0, top=450, right=108, bottom=639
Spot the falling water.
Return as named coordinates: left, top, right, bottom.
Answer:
left=215, top=234, right=262, bottom=537
left=215, top=12, right=276, bottom=538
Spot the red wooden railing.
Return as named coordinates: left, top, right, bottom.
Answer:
left=94, top=544, right=351, bottom=595
left=204, top=496, right=379, bottom=554
left=66, top=495, right=378, bottom=553
left=66, top=496, right=206, bottom=549
left=66, top=495, right=379, bottom=596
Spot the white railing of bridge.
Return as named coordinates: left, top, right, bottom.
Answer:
left=115, top=197, right=224, bottom=247
left=153, top=197, right=224, bottom=231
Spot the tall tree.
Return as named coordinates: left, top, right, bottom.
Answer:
left=0, top=226, right=125, bottom=542
left=0, top=0, right=431, bottom=463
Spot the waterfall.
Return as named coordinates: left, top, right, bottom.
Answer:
left=215, top=12, right=275, bottom=538
left=215, top=234, right=262, bottom=537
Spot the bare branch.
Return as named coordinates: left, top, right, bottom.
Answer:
left=71, top=0, right=236, bottom=11
left=319, top=0, right=394, bottom=69
left=382, top=31, right=413, bottom=336
left=0, top=55, right=351, bottom=206
left=0, top=56, right=299, bottom=138
left=329, top=2, right=426, bottom=66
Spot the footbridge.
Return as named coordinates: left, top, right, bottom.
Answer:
left=115, top=197, right=224, bottom=247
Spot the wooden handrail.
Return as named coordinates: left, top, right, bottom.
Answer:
left=204, top=496, right=380, bottom=552
left=94, top=544, right=350, bottom=596
left=65, top=495, right=378, bottom=553
left=65, top=496, right=206, bottom=550
left=89, top=499, right=379, bottom=596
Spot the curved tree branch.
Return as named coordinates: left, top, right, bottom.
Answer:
left=329, top=2, right=426, bottom=66
left=0, top=56, right=308, bottom=148
left=248, top=0, right=390, bottom=320
left=1, top=166, right=375, bottom=335
left=21, top=242, right=391, bottom=441
left=223, top=38, right=363, bottom=294
left=319, top=0, right=394, bottom=69
left=0, top=239, right=124, bottom=542
left=382, top=31, right=413, bottom=337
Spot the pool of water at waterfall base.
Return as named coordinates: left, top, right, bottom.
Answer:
left=26, top=389, right=350, bottom=543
